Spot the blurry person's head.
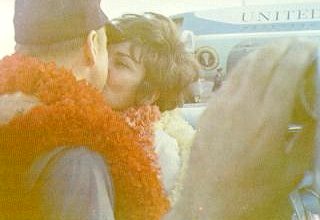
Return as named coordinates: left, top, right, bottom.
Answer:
left=14, top=0, right=113, bottom=91
left=226, top=39, right=266, bottom=74
left=228, top=39, right=316, bottom=182
left=103, top=13, right=199, bottom=111
left=288, top=61, right=316, bottom=178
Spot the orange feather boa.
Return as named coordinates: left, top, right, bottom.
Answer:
left=0, top=54, right=169, bottom=219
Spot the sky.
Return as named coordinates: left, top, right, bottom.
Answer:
left=0, top=0, right=318, bottom=57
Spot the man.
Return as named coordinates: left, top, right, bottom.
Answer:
left=164, top=39, right=317, bottom=219
left=0, top=0, right=116, bottom=219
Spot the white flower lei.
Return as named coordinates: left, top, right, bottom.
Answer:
left=154, top=108, right=196, bottom=206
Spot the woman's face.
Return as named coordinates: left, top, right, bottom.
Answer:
left=103, top=41, right=145, bottom=110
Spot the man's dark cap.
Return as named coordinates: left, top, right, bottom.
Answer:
left=14, top=0, right=111, bottom=45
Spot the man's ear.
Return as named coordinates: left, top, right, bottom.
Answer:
left=84, top=30, right=99, bottom=66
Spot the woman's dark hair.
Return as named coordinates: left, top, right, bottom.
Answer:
left=107, top=13, right=199, bottom=111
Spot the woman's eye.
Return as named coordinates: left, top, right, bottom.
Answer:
left=115, top=60, right=129, bottom=69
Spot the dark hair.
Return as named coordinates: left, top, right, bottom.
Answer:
left=108, top=13, right=199, bottom=111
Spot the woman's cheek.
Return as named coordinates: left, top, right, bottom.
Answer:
left=108, top=71, right=122, bottom=86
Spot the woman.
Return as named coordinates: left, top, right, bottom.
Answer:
left=102, top=13, right=199, bottom=218
left=104, top=13, right=199, bottom=111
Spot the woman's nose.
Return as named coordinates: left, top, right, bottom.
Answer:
left=106, top=67, right=114, bottom=84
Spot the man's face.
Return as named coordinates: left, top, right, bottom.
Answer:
left=68, top=27, right=109, bottom=91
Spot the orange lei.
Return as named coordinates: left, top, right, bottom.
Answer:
left=0, top=54, right=169, bottom=220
